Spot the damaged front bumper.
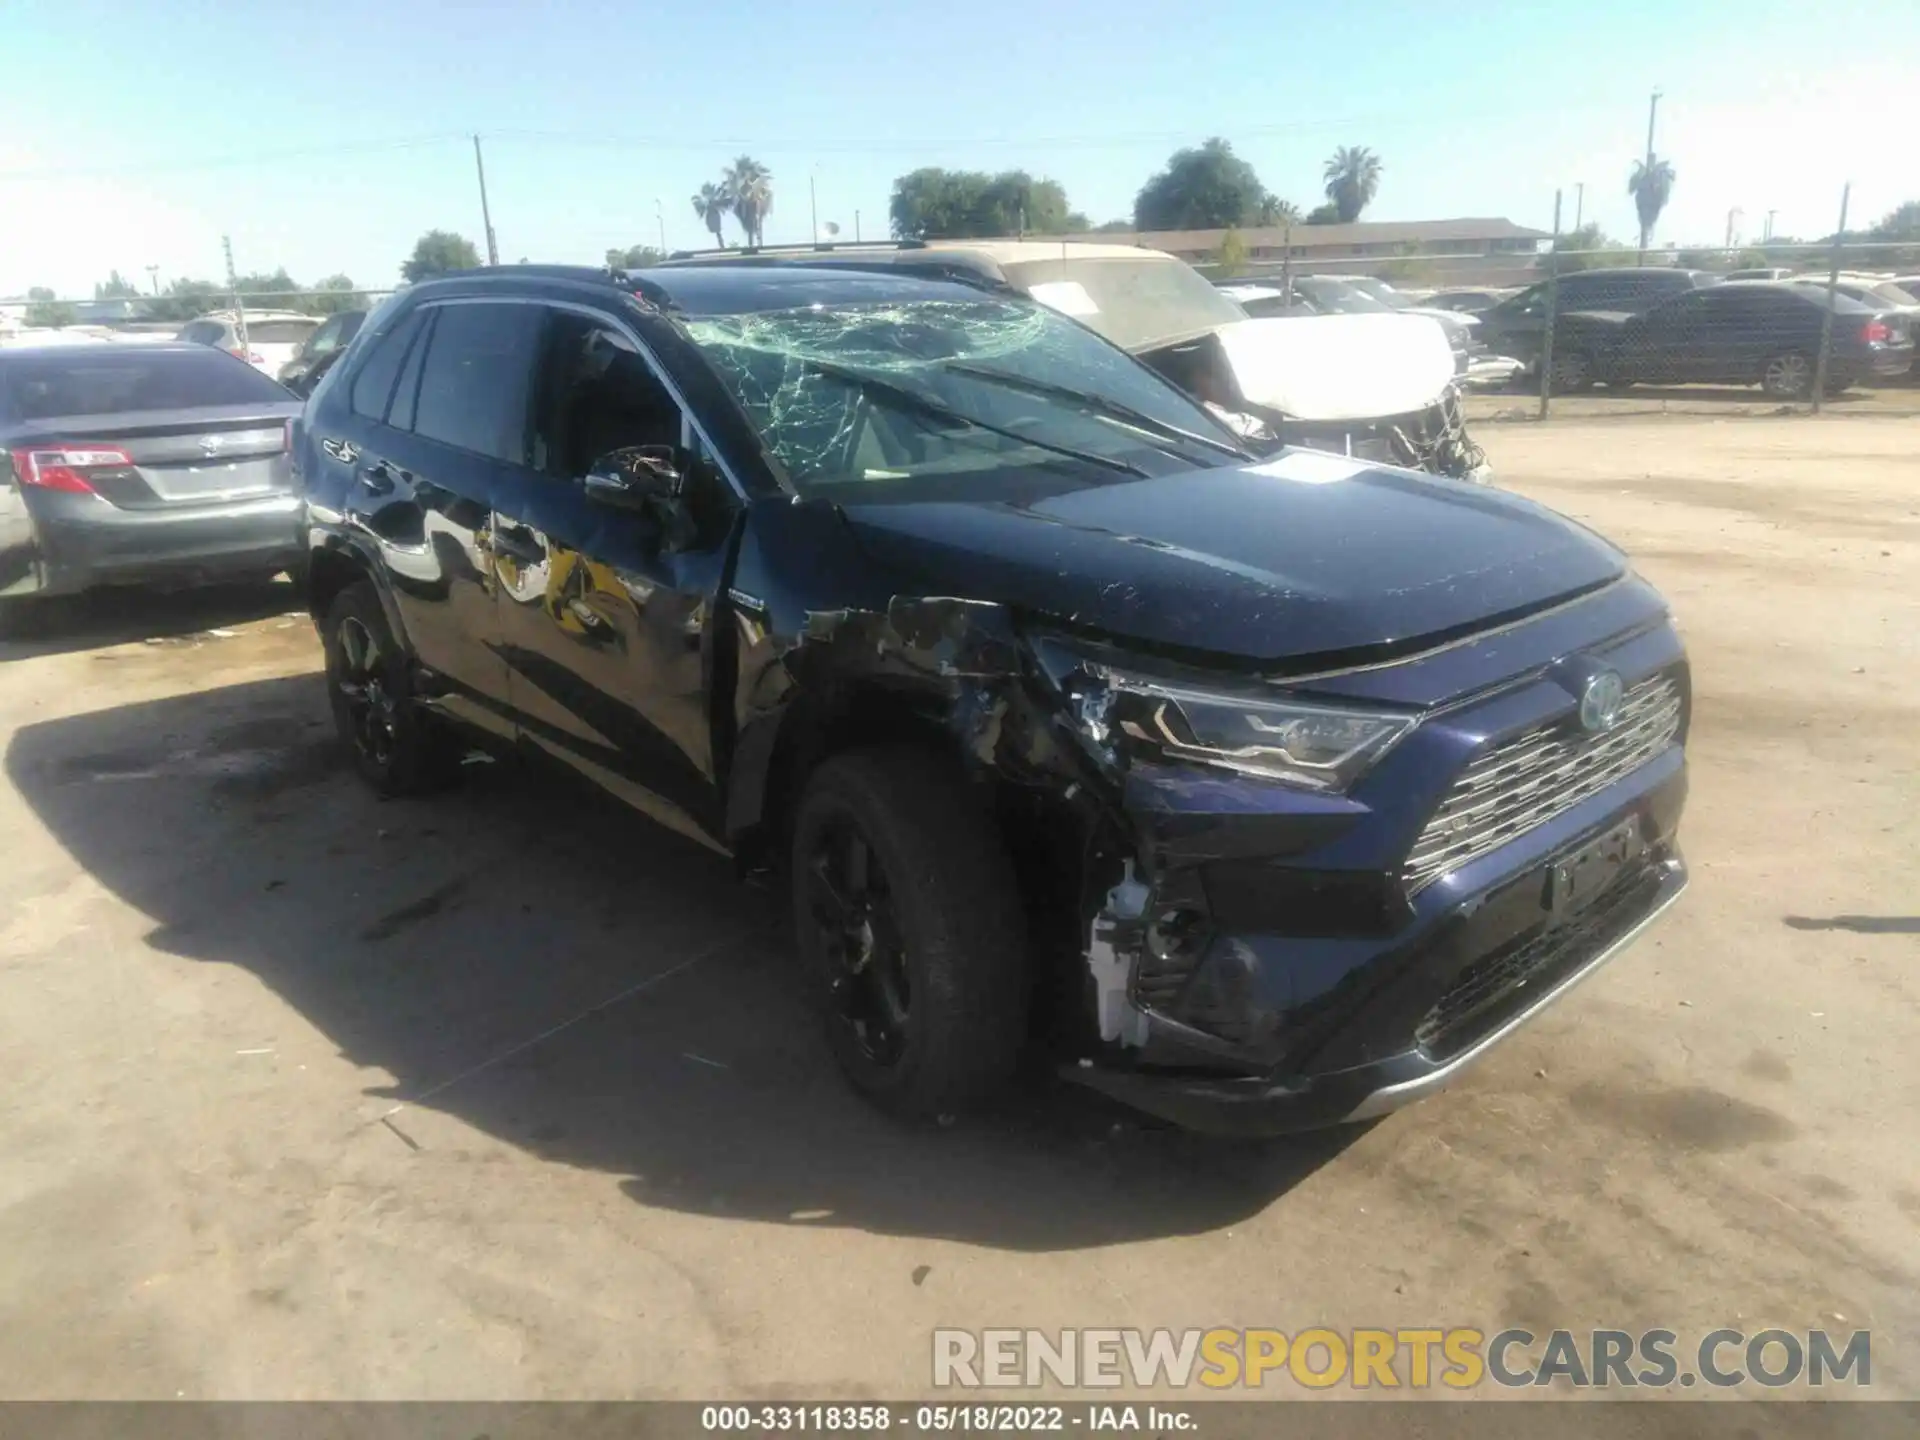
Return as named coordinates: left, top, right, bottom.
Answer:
left=1049, top=611, right=1692, bottom=1138
left=1068, top=840, right=1686, bottom=1138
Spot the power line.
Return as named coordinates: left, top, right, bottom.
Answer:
left=0, top=97, right=1643, bottom=183
left=0, top=133, right=468, bottom=182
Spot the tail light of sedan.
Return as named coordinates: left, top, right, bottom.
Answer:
left=1862, top=320, right=1892, bottom=344
left=8, top=446, right=135, bottom=495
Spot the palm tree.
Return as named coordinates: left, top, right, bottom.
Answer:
left=1257, top=195, right=1300, bottom=226
left=691, top=182, right=731, bottom=248
left=1629, top=156, right=1677, bottom=259
left=725, top=156, right=774, bottom=248
left=1322, top=146, right=1382, bottom=223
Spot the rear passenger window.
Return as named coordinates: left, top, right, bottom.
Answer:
left=350, top=310, right=427, bottom=421
left=411, top=303, right=543, bottom=463
left=250, top=320, right=317, bottom=344
left=178, top=320, right=226, bottom=345
left=388, top=311, right=436, bottom=433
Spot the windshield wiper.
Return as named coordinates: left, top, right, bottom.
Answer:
left=943, top=362, right=1253, bottom=462
left=804, top=358, right=1147, bottom=478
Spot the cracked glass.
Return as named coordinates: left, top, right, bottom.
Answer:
left=682, top=296, right=1235, bottom=494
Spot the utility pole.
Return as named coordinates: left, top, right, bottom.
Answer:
left=1811, top=183, right=1850, bottom=415
left=810, top=173, right=819, bottom=244
left=1574, top=183, right=1585, bottom=232
left=655, top=199, right=667, bottom=256
left=1637, top=89, right=1662, bottom=263
left=1725, top=208, right=1742, bottom=250
left=1539, top=189, right=1562, bottom=421
left=144, top=264, right=159, bottom=296
left=1765, top=209, right=1778, bottom=243
left=855, top=209, right=862, bottom=243
left=221, top=234, right=248, bottom=356
left=472, top=134, right=499, bottom=266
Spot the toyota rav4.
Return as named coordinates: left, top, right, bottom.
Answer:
left=295, top=263, right=1689, bottom=1135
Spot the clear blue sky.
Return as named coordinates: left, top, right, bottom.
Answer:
left=2, top=0, right=1913, bottom=296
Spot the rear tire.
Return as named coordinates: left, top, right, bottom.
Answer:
left=322, top=580, right=461, bottom=796
left=790, top=747, right=1028, bottom=1120
left=1761, top=351, right=1814, bottom=398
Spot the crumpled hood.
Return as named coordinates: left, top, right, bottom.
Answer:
left=839, top=451, right=1627, bottom=668
left=1212, top=314, right=1458, bottom=421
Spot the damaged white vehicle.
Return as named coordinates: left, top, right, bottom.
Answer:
left=662, top=241, right=1491, bottom=483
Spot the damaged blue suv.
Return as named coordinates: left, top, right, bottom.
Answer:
left=296, top=263, right=1688, bottom=1136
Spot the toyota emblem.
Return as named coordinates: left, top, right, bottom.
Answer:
left=1578, top=669, right=1625, bottom=733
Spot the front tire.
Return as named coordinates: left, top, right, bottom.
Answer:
left=790, top=747, right=1028, bottom=1119
left=1549, top=350, right=1594, bottom=392
left=322, top=580, right=461, bottom=796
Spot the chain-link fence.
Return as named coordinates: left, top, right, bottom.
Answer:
left=1194, top=197, right=1920, bottom=422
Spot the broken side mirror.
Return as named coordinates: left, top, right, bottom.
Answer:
left=582, top=444, right=699, bottom=551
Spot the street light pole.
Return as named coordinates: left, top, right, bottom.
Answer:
left=1574, top=182, right=1584, bottom=232
left=1637, top=89, right=1662, bottom=263
left=810, top=172, right=819, bottom=245
left=656, top=199, right=667, bottom=256
left=1765, top=209, right=1779, bottom=243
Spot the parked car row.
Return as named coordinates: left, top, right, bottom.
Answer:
left=4, top=257, right=1694, bottom=1141
left=1472, top=268, right=1914, bottom=395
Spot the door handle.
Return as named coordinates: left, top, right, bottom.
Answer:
left=319, top=436, right=357, bottom=464
left=488, top=525, right=545, bottom=565
left=358, top=460, right=402, bottom=495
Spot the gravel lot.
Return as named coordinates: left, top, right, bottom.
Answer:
left=1, top=413, right=1915, bottom=1401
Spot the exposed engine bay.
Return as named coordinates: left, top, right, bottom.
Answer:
left=1138, top=320, right=1490, bottom=483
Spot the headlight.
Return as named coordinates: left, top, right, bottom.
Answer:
left=1042, top=642, right=1417, bottom=793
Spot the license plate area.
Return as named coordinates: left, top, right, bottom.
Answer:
left=1544, top=815, right=1644, bottom=925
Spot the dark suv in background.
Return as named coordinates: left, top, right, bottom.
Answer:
left=1479, top=267, right=1721, bottom=375
left=295, top=264, right=1690, bottom=1135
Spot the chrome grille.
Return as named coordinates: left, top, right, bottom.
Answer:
left=1404, top=673, right=1683, bottom=892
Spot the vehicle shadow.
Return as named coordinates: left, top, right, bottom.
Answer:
left=1783, top=914, right=1920, bottom=935
left=6, top=674, right=1356, bottom=1251
left=0, top=577, right=306, bottom=660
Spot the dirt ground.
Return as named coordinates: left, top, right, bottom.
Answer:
left=1, top=413, right=1915, bottom=1402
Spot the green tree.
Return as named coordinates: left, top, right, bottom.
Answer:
left=23, top=286, right=74, bottom=327
left=888, top=168, right=1074, bottom=238
left=725, top=156, right=773, bottom=248
left=94, top=270, right=142, bottom=300
left=605, top=245, right=664, bottom=269
left=229, top=269, right=301, bottom=307
left=144, top=277, right=224, bottom=323
left=401, top=230, right=481, bottom=283
left=1213, top=227, right=1250, bottom=278
left=1629, top=156, right=1676, bottom=256
left=691, top=182, right=731, bottom=248
left=305, top=274, right=366, bottom=315
left=1322, top=145, right=1382, bottom=223
left=1065, top=210, right=1091, bottom=232
left=1258, top=195, right=1300, bottom=226
left=1303, top=202, right=1340, bottom=224
left=891, top=168, right=986, bottom=238
left=1089, top=218, right=1134, bottom=234
left=1133, top=138, right=1273, bottom=231
left=1555, top=222, right=1635, bottom=271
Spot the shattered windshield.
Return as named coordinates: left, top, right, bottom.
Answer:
left=682, top=296, right=1239, bottom=495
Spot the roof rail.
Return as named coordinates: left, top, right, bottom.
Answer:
left=428, top=264, right=626, bottom=285
left=664, top=240, right=929, bottom=261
